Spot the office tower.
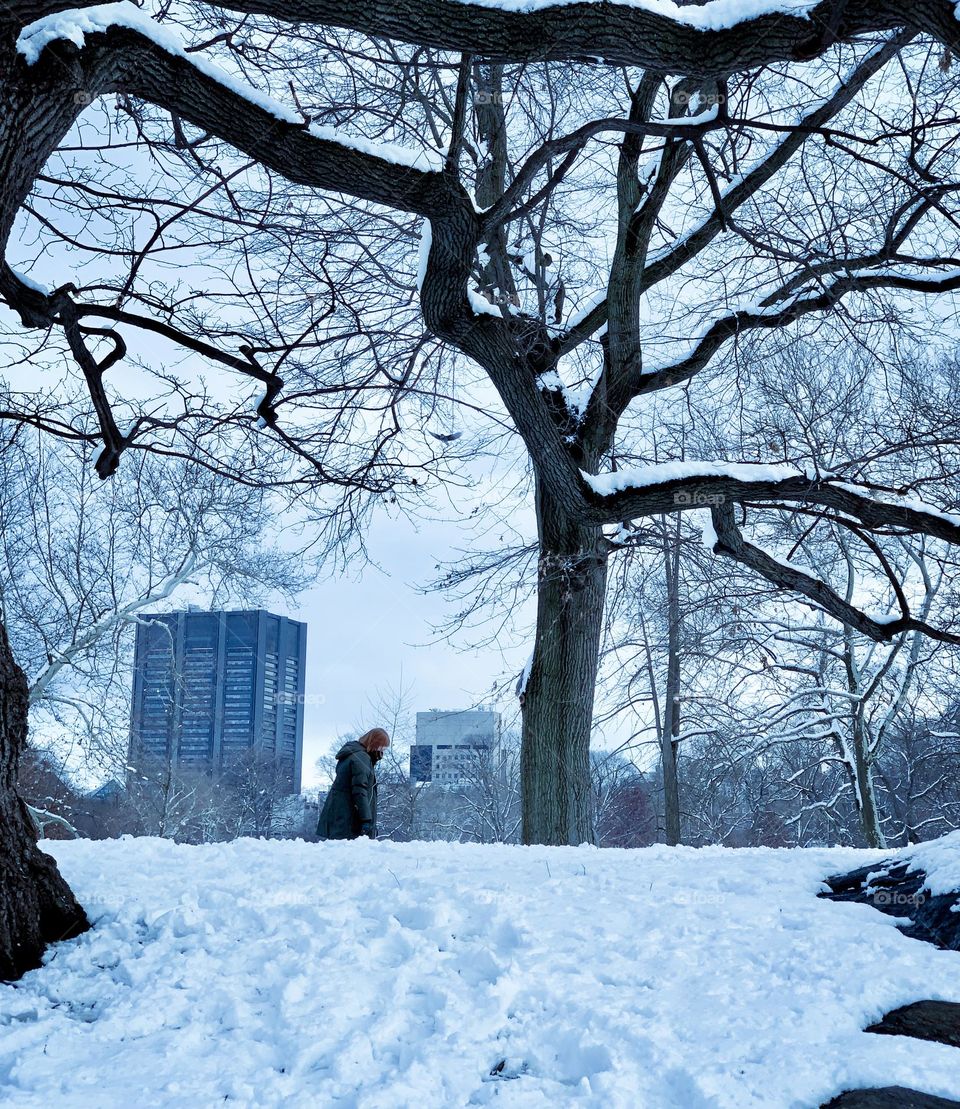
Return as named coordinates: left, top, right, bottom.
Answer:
left=409, top=707, right=502, bottom=784
left=129, top=608, right=307, bottom=793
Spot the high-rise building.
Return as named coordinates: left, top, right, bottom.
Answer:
left=129, top=608, right=307, bottom=793
left=409, top=707, right=502, bottom=784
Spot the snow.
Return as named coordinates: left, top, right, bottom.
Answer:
left=308, top=126, right=443, bottom=173
left=89, top=445, right=108, bottom=479
left=536, top=367, right=600, bottom=419
left=468, top=286, right=504, bottom=318
left=561, top=365, right=604, bottom=418
left=584, top=460, right=808, bottom=496
left=416, top=221, right=433, bottom=292
left=8, top=267, right=49, bottom=295
left=253, top=388, right=276, bottom=430
left=17, top=4, right=186, bottom=66
left=3, top=837, right=960, bottom=1107
left=17, top=5, right=443, bottom=171
left=737, top=534, right=826, bottom=583
left=562, top=290, right=606, bottom=332
left=861, top=609, right=905, bottom=626
left=660, top=102, right=721, bottom=127
left=450, top=0, right=816, bottom=30
left=697, top=507, right=718, bottom=550
left=903, top=829, right=960, bottom=898
left=14, top=0, right=826, bottom=44
left=516, top=650, right=534, bottom=696
left=830, top=481, right=960, bottom=531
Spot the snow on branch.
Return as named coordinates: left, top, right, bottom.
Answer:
left=584, top=459, right=808, bottom=497
left=16, top=5, right=444, bottom=198
left=581, top=462, right=960, bottom=643
left=212, top=0, right=960, bottom=76
left=582, top=460, right=960, bottom=543
left=28, top=552, right=199, bottom=706
left=449, top=0, right=819, bottom=30
left=26, top=804, right=80, bottom=840
left=828, top=481, right=960, bottom=532
left=630, top=264, right=960, bottom=399
left=18, top=4, right=188, bottom=65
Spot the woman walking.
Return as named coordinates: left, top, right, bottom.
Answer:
left=316, top=727, right=390, bottom=840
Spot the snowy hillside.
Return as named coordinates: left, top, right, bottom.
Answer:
left=2, top=838, right=960, bottom=1108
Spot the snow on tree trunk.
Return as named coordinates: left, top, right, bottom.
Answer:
left=521, top=483, right=606, bottom=845
left=0, top=620, right=88, bottom=981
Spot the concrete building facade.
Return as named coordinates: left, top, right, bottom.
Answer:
left=129, top=608, right=307, bottom=794
left=409, top=707, right=502, bottom=785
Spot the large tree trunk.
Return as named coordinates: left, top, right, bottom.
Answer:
left=0, top=621, right=88, bottom=981
left=521, top=482, right=607, bottom=845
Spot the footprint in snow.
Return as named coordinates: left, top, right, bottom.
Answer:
left=390, top=903, right=436, bottom=931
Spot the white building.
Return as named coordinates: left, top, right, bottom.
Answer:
left=409, top=707, right=502, bottom=785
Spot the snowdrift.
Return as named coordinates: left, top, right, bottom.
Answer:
left=2, top=836, right=960, bottom=1107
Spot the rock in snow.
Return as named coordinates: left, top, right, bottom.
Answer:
left=867, top=1001, right=960, bottom=1049
left=820, top=832, right=960, bottom=951
left=824, top=1088, right=960, bottom=1108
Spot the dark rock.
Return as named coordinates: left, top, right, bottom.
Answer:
left=820, top=859, right=960, bottom=951
left=866, top=1001, right=960, bottom=1049
left=822, top=1089, right=960, bottom=1108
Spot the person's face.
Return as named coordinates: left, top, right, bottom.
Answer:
left=369, top=748, right=384, bottom=765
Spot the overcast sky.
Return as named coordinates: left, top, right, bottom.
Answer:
left=278, top=505, right=532, bottom=788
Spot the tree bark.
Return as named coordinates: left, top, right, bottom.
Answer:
left=849, top=719, right=886, bottom=849
left=521, top=481, right=607, bottom=845
left=660, top=521, right=682, bottom=846
left=0, top=619, right=88, bottom=981
left=842, top=627, right=887, bottom=850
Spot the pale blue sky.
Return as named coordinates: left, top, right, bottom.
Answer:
left=277, top=508, right=531, bottom=787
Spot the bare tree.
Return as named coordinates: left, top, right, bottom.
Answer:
left=17, top=743, right=84, bottom=839
left=747, top=538, right=946, bottom=847
left=6, top=2, right=960, bottom=978
left=879, top=698, right=960, bottom=843
left=374, top=743, right=431, bottom=842
left=220, top=747, right=303, bottom=839
left=0, top=425, right=306, bottom=775
left=446, top=733, right=522, bottom=844
left=123, top=752, right=222, bottom=840
left=592, top=749, right=657, bottom=848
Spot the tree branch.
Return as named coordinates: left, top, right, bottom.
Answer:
left=167, top=0, right=960, bottom=75
left=709, top=501, right=960, bottom=645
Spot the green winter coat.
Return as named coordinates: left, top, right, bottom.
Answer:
left=317, top=741, right=378, bottom=839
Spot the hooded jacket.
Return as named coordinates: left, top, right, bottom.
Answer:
left=316, top=740, right=378, bottom=840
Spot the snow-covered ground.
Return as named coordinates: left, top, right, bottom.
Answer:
left=2, top=837, right=960, bottom=1108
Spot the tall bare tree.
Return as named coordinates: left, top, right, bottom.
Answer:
left=6, top=1, right=960, bottom=977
